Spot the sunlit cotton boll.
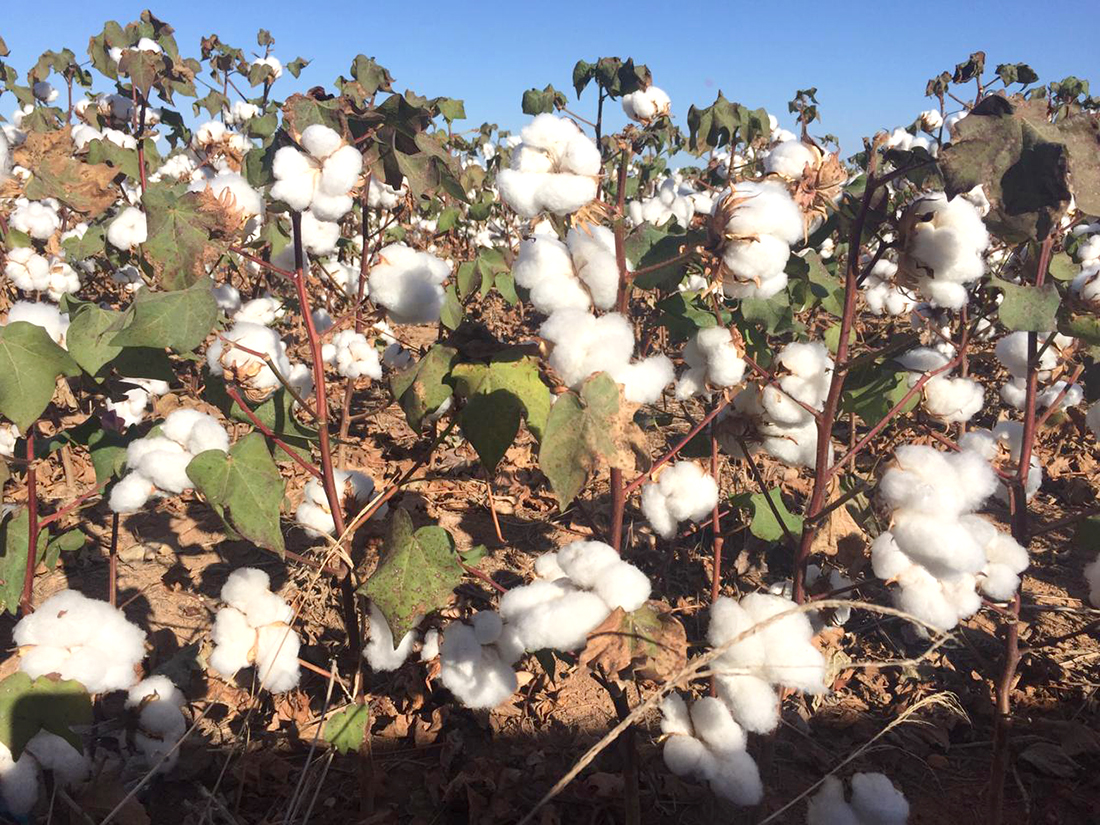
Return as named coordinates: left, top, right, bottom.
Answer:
left=10, top=199, right=61, bottom=239
left=641, top=461, right=719, bottom=539
left=322, top=330, right=383, bottom=380
left=205, top=321, right=292, bottom=400
left=107, top=206, right=148, bottom=250
left=555, top=540, right=652, bottom=612
left=901, top=192, right=989, bottom=309
left=539, top=308, right=634, bottom=388
left=497, top=578, right=611, bottom=654
left=295, top=469, right=385, bottom=536
left=438, top=622, right=518, bottom=709
left=14, top=589, right=146, bottom=693
left=4, top=301, right=70, bottom=347
left=764, top=140, right=816, bottom=179
left=497, top=114, right=600, bottom=217
left=368, top=243, right=452, bottom=324
left=675, top=326, right=746, bottom=400
left=621, top=86, right=671, bottom=123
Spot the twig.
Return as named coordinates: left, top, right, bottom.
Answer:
left=224, top=383, right=322, bottom=479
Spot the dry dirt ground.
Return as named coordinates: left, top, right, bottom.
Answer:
left=2, top=301, right=1099, bottom=825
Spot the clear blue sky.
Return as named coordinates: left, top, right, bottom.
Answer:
left=3, top=1, right=1097, bottom=155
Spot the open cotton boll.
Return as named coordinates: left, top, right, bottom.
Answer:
left=295, top=470, right=384, bottom=536
left=512, top=235, right=592, bottom=314
left=902, top=192, right=989, bottom=306
left=764, top=140, right=816, bottom=179
left=206, top=321, right=291, bottom=399
left=367, top=176, right=406, bottom=209
left=328, top=330, right=383, bottom=380
left=234, top=295, right=285, bottom=326
left=921, top=375, right=984, bottom=423
left=556, top=541, right=620, bottom=588
left=708, top=596, right=767, bottom=670
left=254, top=623, right=301, bottom=692
left=107, top=206, right=148, bottom=250
left=5, top=301, right=71, bottom=347
left=14, top=590, right=146, bottom=693
left=995, top=331, right=1058, bottom=379
left=690, top=696, right=748, bottom=754
left=221, top=567, right=294, bottom=628
left=497, top=114, right=600, bottom=217
left=300, top=210, right=341, bottom=255
left=723, top=180, right=805, bottom=245
left=363, top=602, right=418, bottom=671
left=212, top=283, right=242, bottom=314
left=849, top=772, right=910, bottom=824
left=24, top=730, right=89, bottom=786
left=497, top=579, right=611, bottom=652
left=189, top=172, right=263, bottom=217
left=806, top=775, right=861, bottom=825
left=621, top=86, right=671, bottom=123
left=108, top=470, right=157, bottom=513
left=252, top=55, right=282, bottom=79
left=209, top=607, right=255, bottom=675
left=5, top=247, right=51, bottom=292
left=0, top=743, right=42, bottom=815
left=438, top=622, right=518, bottom=709
left=270, top=147, right=318, bottom=210
left=127, top=676, right=186, bottom=772
left=610, top=354, right=674, bottom=404
left=641, top=461, right=719, bottom=539
left=0, top=423, right=18, bottom=459
left=682, top=326, right=747, bottom=393
left=368, top=243, right=451, bottom=324
left=862, top=259, right=917, bottom=316
left=721, top=236, right=791, bottom=298
left=566, top=225, right=620, bottom=310
left=105, top=388, right=152, bottom=429
left=660, top=693, right=694, bottom=737
left=10, top=199, right=61, bottom=239
left=715, top=674, right=781, bottom=734
left=539, top=309, right=634, bottom=387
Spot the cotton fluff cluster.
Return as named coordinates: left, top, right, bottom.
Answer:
left=367, top=176, right=406, bottom=209
left=659, top=694, right=763, bottom=806
left=107, top=206, right=148, bottom=250
left=995, top=331, right=1082, bottom=411
left=497, top=114, right=601, bottom=218
left=126, top=676, right=187, bottom=772
left=209, top=568, right=300, bottom=692
left=862, top=259, right=917, bottom=316
left=4, top=247, right=81, bottom=300
left=884, top=126, right=937, bottom=155
left=707, top=593, right=828, bottom=734
left=295, top=469, right=385, bottom=536
left=806, top=773, right=910, bottom=825
left=899, top=193, right=989, bottom=309
left=512, top=225, right=619, bottom=314
left=724, top=342, right=833, bottom=468
left=1085, top=553, right=1100, bottom=608
left=674, top=326, right=746, bottom=400
left=0, top=733, right=90, bottom=816
left=870, top=443, right=1028, bottom=631
left=367, top=243, right=452, bottom=324
left=641, top=462, right=719, bottom=539
left=1070, top=231, right=1100, bottom=304
left=4, top=301, right=70, bottom=346
left=10, top=198, right=61, bottom=239
left=270, top=124, right=362, bottom=219
left=496, top=541, right=652, bottom=659
left=717, top=181, right=805, bottom=299
left=108, top=408, right=230, bottom=513
left=628, top=177, right=696, bottom=228
left=233, top=295, right=286, bottom=326
left=13, top=590, right=146, bottom=693
left=764, top=140, right=817, bottom=180
left=363, top=602, right=420, bottom=671
left=621, top=86, right=671, bottom=123
left=0, top=423, right=17, bottom=458
left=896, top=347, right=984, bottom=424
left=206, top=321, right=293, bottom=401
left=322, top=330, right=383, bottom=380
left=439, top=612, right=521, bottom=708
left=105, top=387, right=154, bottom=429
left=960, top=423, right=1043, bottom=503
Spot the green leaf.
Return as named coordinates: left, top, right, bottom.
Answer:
left=494, top=272, right=519, bottom=305
left=456, top=261, right=480, bottom=299
left=0, top=322, right=81, bottom=430
left=841, top=359, right=917, bottom=427
left=65, top=302, right=124, bottom=378
left=143, top=183, right=240, bottom=290
left=733, top=488, right=802, bottom=542
left=521, top=84, right=565, bottom=115
left=390, top=345, right=458, bottom=432
left=538, top=373, right=637, bottom=511
left=995, top=278, right=1061, bottom=332
left=359, top=509, right=463, bottom=639
left=324, top=703, right=369, bottom=754
left=440, top=284, right=464, bottom=331
left=110, top=277, right=218, bottom=353
left=625, top=225, right=699, bottom=290
left=0, top=673, right=93, bottom=760
left=0, top=508, right=48, bottom=614
left=1048, top=252, right=1080, bottom=282
left=823, top=323, right=857, bottom=355
left=656, top=292, right=727, bottom=342
left=44, top=529, right=85, bottom=569
left=1059, top=309, right=1100, bottom=346
left=741, top=290, right=795, bottom=335
left=451, top=350, right=551, bottom=471
left=799, top=250, right=844, bottom=317
left=436, top=206, right=460, bottom=233
left=186, top=433, right=286, bottom=556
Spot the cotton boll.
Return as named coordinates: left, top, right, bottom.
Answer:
left=690, top=696, right=747, bottom=754
left=641, top=462, right=719, bottom=539
left=127, top=676, right=186, bottom=772
left=330, top=330, right=383, bottom=380
left=537, top=174, right=600, bottom=215
left=892, top=511, right=986, bottom=576
left=764, top=140, right=816, bottom=179
left=107, top=206, right=148, bottom=250
left=533, top=552, right=567, bottom=582
left=512, top=235, right=592, bottom=314
left=0, top=742, right=41, bottom=815
left=300, top=124, right=343, bottom=159
left=593, top=561, right=652, bottom=612
left=5, top=301, right=70, bottom=347
left=368, top=244, right=451, bottom=325
left=438, top=623, right=518, bottom=709
left=10, top=200, right=61, bottom=239
left=555, top=541, right=620, bottom=589
left=724, top=180, right=805, bottom=246
left=254, top=623, right=301, bottom=692
left=621, top=86, right=672, bottom=123
left=500, top=582, right=610, bottom=652
left=367, top=176, right=406, bottom=209
left=806, top=776, right=861, bottom=825
left=566, top=225, right=620, bottom=310
left=722, top=236, right=791, bottom=294
left=318, top=144, right=362, bottom=197
left=870, top=532, right=912, bottom=581
left=922, top=375, right=984, bottom=423
left=105, top=388, right=151, bottom=429
left=539, top=309, right=634, bottom=387
left=659, top=694, right=694, bottom=737
left=206, top=321, right=291, bottom=398
left=190, top=172, right=263, bottom=217
left=610, top=354, right=674, bottom=404
left=995, top=331, right=1057, bottom=379
left=270, top=147, right=319, bottom=211
left=234, top=295, right=285, bottom=326
left=708, top=597, right=767, bottom=671
left=687, top=327, right=746, bottom=389
left=221, top=567, right=294, bottom=628
left=5, top=247, right=51, bottom=291
left=299, top=211, right=340, bottom=255
left=663, top=733, right=708, bottom=777
left=850, top=772, right=910, bottom=825
left=108, top=470, right=156, bottom=513
left=363, top=602, right=418, bottom=671
left=0, top=423, right=18, bottom=459
left=212, top=283, right=242, bottom=313
left=209, top=607, right=256, bottom=676
left=708, top=749, right=764, bottom=806
left=893, top=566, right=960, bottom=630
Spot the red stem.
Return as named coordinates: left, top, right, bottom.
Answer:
left=224, top=383, right=322, bottom=478
left=623, top=399, right=732, bottom=496
left=608, top=145, right=633, bottom=553
left=20, top=431, right=38, bottom=615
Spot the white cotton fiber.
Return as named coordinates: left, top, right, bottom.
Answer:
left=209, top=607, right=255, bottom=675
left=497, top=114, right=599, bottom=217
left=327, top=330, right=382, bottom=380
left=221, top=567, right=294, bottom=627
left=5, top=301, right=70, bottom=347
left=127, top=675, right=186, bottom=772
left=254, top=623, right=301, bottom=692
left=368, top=243, right=451, bottom=324
left=438, top=622, right=518, bottom=709
left=850, top=772, right=910, bottom=824
left=207, top=321, right=292, bottom=399
left=363, top=602, right=418, bottom=671
left=715, top=674, right=780, bottom=734
left=539, top=308, right=634, bottom=387
left=764, top=140, right=816, bottom=179
left=107, top=206, right=147, bottom=250
left=610, top=354, right=674, bottom=404
left=641, top=461, right=719, bottom=539
left=0, top=742, right=40, bottom=815
left=621, top=86, right=671, bottom=123
left=14, top=590, right=146, bottom=693
left=902, top=192, right=989, bottom=308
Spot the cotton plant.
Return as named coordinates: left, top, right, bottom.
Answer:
left=1070, top=229, right=1100, bottom=304
left=270, top=123, right=362, bottom=220
left=539, top=308, right=673, bottom=403
left=721, top=341, right=833, bottom=468
left=674, top=326, right=747, bottom=400
left=233, top=295, right=286, bottom=326
left=861, top=259, right=917, bottom=317
left=295, top=469, right=386, bottom=537
left=13, top=589, right=146, bottom=693
left=367, top=175, right=407, bottom=209
left=511, top=225, right=620, bottom=314
left=367, top=243, right=452, bottom=324
left=621, top=85, right=671, bottom=123
left=895, top=347, right=984, bottom=424
left=321, top=330, right=383, bottom=380
left=641, top=461, right=720, bottom=539
left=4, top=247, right=81, bottom=301
left=715, top=180, right=806, bottom=299
left=869, top=443, right=1028, bottom=631
left=438, top=611, right=522, bottom=709
left=108, top=408, right=230, bottom=513
left=897, top=192, right=989, bottom=309
left=806, top=772, right=910, bottom=825
left=496, top=113, right=601, bottom=218
left=763, top=140, right=818, bottom=180
left=707, top=592, right=829, bottom=734
left=995, top=331, right=1082, bottom=411
left=658, top=693, right=763, bottom=806
left=126, top=676, right=188, bottom=773
left=208, top=567, right=301, bottom=692
left=0, top=732, right=91, bottom=817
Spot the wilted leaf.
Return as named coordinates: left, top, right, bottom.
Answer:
left=0, top=673, right=93, bottom=760
left=15, top=128, right=118, bottom=217
left=0, top=322, right=81, bottom=430
left=578, top=603, right=687, bottom=684
left=144, top=183, right=245, bottom=290
left=359, top=509, right=463, bottom=639
left=538, top=373, right=639, bottom=510
left=995, top=278, right=1061, bottom=332
left=186, top=433, right=286, bottom=556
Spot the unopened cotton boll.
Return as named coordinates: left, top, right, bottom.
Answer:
left=368, top=243, right=451, bottom=324
left=14, top=590, right=146, bottom=693
left=363, top=602, right=418, bottom=671
left=107, top=206, right=148, bottom=250
left=641, top=461, right=719, bottom=539
left=438, top=622, right=518, bottom=708
left=539, top=308, right=634, bottom=387
left=621, top=86, right=671, bottom=123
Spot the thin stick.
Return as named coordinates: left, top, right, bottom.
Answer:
left=737, top=435, right=798, bottom=549
left=37, top=480, right=108, bottom=528
left=224, top=384, right=322, bottom=478
left=485, top=471, right=504, bottom=544
left=109, top=512, right=119, bottom=607
left=623, top=399, right=731, bottom=496
left=20, top=431, right=38, bottom=615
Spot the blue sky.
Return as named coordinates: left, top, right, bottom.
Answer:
left=4, top=1, right=1098, bottom=155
